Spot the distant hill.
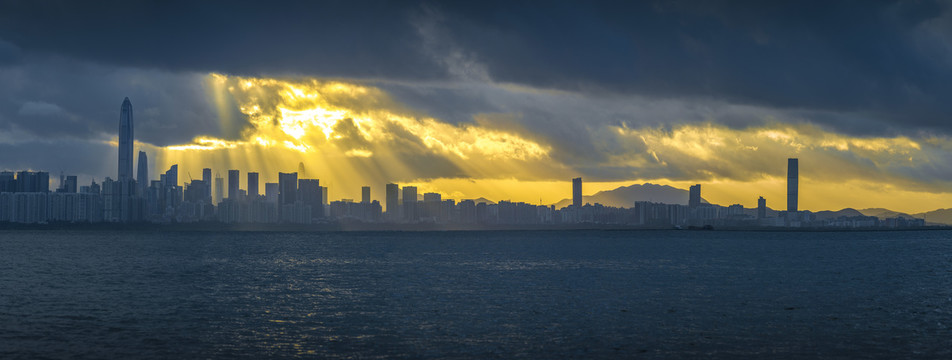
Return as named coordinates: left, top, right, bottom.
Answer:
left=913, top=208, right=952, bottom=225
left=468, top=197, right=496, bottom=205
left=551, top=183, right=706, bottom=209
left=857, top=208, right=918, bottom=220
left=813, top=208, right=866, bottom=221
left=743, top=207, right=780, bottom=218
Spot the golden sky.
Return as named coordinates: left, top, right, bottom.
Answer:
left=147, top=74, right=952, bottom=214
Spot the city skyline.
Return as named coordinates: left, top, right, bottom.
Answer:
left=0, top=96, right=876, bottom=227
left=4, top=93, right=950, bottom=216
left=106, top=98, right=807, bottom=213
left=2, top=2, right=952, bottom=213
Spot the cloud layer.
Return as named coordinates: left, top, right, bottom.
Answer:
left=3, top=1, right=951, bottom=134
left=1, top=1, right=951, bottom=212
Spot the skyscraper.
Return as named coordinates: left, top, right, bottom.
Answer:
left=386, top=183, right=399, bottom=219
left=136, top=151, right=148, bottom=196
left=227, top=170, right=239, bottom=200
left=298, top=179, right=321, bottom=218
left=423, top=192, right=441, bottom=219
left=116, top=98, right=135, bottom=222
left=361, top=186, right=370, bottom=204
left=0, top=172, right=14, bottom=192
left=316, top=186, right=328, bottom=217
left=164, top=165, right=178, bottom=187
left=758, top=196, right=767, bottom=219
left=572, top=177, right=582, bottom=208
left=265, top=183, right=279, bottom=203
left=202, top=168, right=212, bottom=202
left=214, top=172, right=224, bottom=204
left=402, top=186, right=417, bottom=221
left=247, top=172, right=259, bottom=197
left=14, top=171, right=50, bottom=193
left=118, top=98, right=134, bottom=180
left=787, top=158, right=798, bottom=213
left=278, top=172, right=298, bottom=206
left=689, top=184, right=701, bottom=208
left=64, top=175, right=77, bottom=193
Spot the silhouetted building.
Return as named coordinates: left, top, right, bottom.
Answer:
left=727, top=204, right=745, bottom=217
left=184, top=180, right=207, bottom=203
left=104, top=175, right=139, bottom=222
left=788, top=158, right=798, bottom=213
left=689, top=184, right=701, bottom=208
left=247, top=172, right=259, bottom=197
left=86, top=180, right=100, bottom=195
left=214, top=173, right=224, bottom=204
left=572, top=177, right=582, bottom=208
left=202, top=168, right=212, bottom=201
left=423, top=192, right=441, bottom=220
left=265, top=183, right=279, bottom=203
left=164, top=165, right=178, bottom=188
left=361, top=186, right=370, bottom=204
left=16, top=171, right=49, bottom=193
left=635, top=201, right=687, bottom=226
left=228, top=170, right=239, bottom=200
left=63, top=175, right=77, bottom=193
left=136, top=151, right=148, bottom=196
left=298, top=179, right=321, bottom=218
left=118, top=97, right=134, bottom=181
left=402, top=186, right=417, bottom=221
left=386, top=183, right=399, bottom=219
left=757, top=196, right=767, bottom=219
left=278, top=172, right=298, bottom=206
left=0, top=172, right=14, bottom=192
left=458, top=199, right=476, bottom=223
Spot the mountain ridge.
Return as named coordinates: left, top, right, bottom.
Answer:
left=545, top=183, right=950, bottom=225
left=550, top=183, right=706, bottom=209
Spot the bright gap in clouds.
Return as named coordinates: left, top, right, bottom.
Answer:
left=147, top=73, right=952, bottom=213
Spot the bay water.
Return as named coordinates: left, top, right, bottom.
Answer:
left=1, top=229, right=951, bottom=358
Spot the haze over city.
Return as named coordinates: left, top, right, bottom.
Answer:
left=2, top=1, right=952, bottom=214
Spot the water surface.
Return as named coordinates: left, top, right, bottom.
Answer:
left=1, top=230, right=951, bottom=358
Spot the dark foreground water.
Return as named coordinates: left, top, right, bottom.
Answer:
left=1, top=230, right=951, bottom=359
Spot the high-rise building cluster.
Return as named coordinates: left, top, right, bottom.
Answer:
left=0, top=99, right=926, bottom=229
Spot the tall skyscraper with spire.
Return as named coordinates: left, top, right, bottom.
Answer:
left=118, top=97, right=134, bottom=180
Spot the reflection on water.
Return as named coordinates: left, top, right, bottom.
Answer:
left=1, top=230, right=951, bottom=359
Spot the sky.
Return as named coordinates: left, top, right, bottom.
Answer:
left=1, top=0, right=952, bottom=213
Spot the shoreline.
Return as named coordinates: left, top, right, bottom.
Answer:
left=0, top=221, right=948, bottom=233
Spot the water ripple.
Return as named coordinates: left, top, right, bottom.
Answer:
left=1, top=230, right=951, bottom=358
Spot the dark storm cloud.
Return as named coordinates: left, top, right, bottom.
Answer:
left=2, top=0, right=950, bottom=135
left=0, top=57, right=249, bottom=145
left=0, top=0, right=438, bottom=79
left=430, top=0, right=952, bottom=134
left=0, top=138, right=116, bottom=186
left=0, top=38, right=20, bottom=65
